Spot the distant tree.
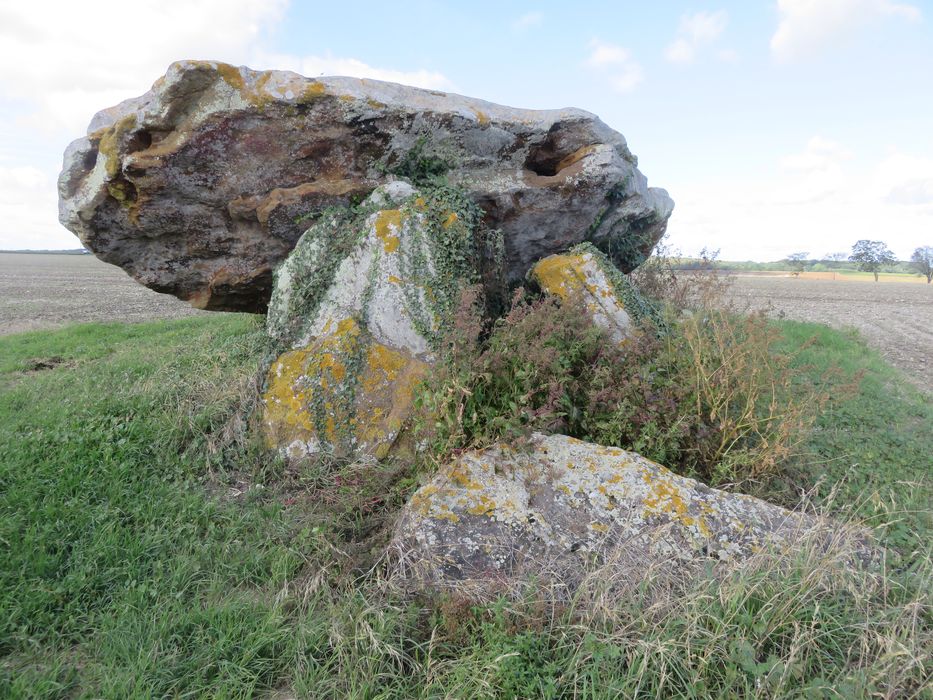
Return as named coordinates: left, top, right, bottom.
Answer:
left=910, top=246, right=933, bottom=283
left=849, top=240, right=896, bottom=282
left=784, top=252, right=809, bottom=277
left=824, top=252, right=848, bottom=262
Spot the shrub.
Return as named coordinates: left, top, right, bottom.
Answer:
left=415, top=285, right=831, bottom=487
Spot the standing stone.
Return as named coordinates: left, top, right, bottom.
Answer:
left=261, top=181, right=484, bottom=460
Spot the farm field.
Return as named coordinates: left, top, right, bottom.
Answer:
left=729, top=274, right=933, bottom=391
left=0, top=253, right=210, bottom=335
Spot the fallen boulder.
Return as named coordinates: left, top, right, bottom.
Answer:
left=58, top=60, right=673, bottom=312
left=391, top=433, right=871, bottom=598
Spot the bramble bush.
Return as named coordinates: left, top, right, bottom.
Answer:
left=415, top=268, right=834, bottom=487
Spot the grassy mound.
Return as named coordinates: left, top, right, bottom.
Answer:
left=0, top=314, right=929, bottom=697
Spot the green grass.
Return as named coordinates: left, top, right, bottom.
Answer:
left=776, top=321, right=932, bottom=555
left=1, top=316, right=929, bottom=698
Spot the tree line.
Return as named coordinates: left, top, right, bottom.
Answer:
left=783, top=241, right=933, bottom=282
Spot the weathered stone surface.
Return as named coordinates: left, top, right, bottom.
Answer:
left=531, top=244, right=637, bottom=343
left=391, top=433, right=869, bottom=597
left=58, top=60, right=673, bottom=312
left=261, top=182, right=477, bottom=459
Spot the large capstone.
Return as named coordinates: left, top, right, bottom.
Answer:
left=391, top=433, right=874, bottom=599
left=58, top=60, right=673, bottom=312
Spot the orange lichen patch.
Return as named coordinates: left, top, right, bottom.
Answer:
left=413, top=197, right=427, bottom=210
left=261, top=346, right=318, bottom=445
left=643, top=477, right=688, bottom=518
left=554, top=145, right=597, bottom=173
left=263, top=317, right=427, bottom=459
left=441, top=212, right=458, bottom=229
left=387, top=275, right=404, bottom=286
left=374, top=209, right=403, bottom=253
left=473, top=109, right=490, bottom=126
left=96, top=114, right=138, bottom=178
left=354, top=341, right=428, bottom=460
left=366, top=98, right=386, bottom=109
left=183, top=60, right=247, bottom=94
left=590, top=522, right=610, bottom=533
left=447, top=463, right=484, bottom=491
left=261, top=317, right=361, bottom=449
left=641, top=471, right=714, bottom=538
left=409, top=484, right=461, bottom=523
left=466, top=494, right=496, bottom=516
left=531, top=254, right=589, bottom=300
left=300, top=81, right=328, bottom=102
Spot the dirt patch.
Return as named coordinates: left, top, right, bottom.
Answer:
left=0, top=253, right=212, bottom=335
left=728, top=275, right=933, bottom=392
left=23, top=356, right=67, bottom=372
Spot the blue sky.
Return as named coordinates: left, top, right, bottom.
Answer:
left=1, top=0, right=931, bottom=260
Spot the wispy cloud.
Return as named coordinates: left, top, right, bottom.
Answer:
left=512, top=11, right=543, bottom=31
left=667, top=138, right=933, bottom=260
left=771, top=0, right=921, bottom=63
left=585, top=39, right=644, bottom=93
left=665, top=10, right=730, bottom=64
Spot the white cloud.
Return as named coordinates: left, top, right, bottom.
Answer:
left=666, top=139, right=933, bottom=260
left=0, top=0, right=289, bottom=134
left=771, top=0, right=922, bottom=63
left=585, top=40, right=644, bottom=93
left=665, top=10, right=730, bottom=64
left=0, top=165, right=75, bottom=249
left=512, top=11, right=543, bottom=31
left=875, top=151, right=933, bottom=207
left=251, top=52, right=453, bottom=91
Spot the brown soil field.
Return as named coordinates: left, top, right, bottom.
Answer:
left=728, top=274, right=933, bottom=392
left=0, top=253, right=212, bottom=335
left=4, top=254, right=931, bottom=393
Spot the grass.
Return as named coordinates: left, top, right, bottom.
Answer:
left=776, top=321, right=932, bottom=556
left=0, top=315, right=930, bottom=697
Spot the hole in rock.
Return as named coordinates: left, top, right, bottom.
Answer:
left=126, top=130, right=153, bottom=153
left=524, top=122, right=591, bottom=177
left=82, top=148, right=99, bottom=170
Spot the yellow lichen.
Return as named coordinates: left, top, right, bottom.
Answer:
left=96, top=114, right=138, bottom=179
left=374, top=209, right=403, bottom=253
left=466, top=494, right=496, bottom=516
left=531, top=254, right=589, bottom=300
left=299, top=81, right=327, bottom=102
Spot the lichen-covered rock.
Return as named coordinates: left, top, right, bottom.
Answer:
left=58, top=60, right=673, bottom=312
left=262, top=317, right=428, bottom=460
left=261, top=182, right=480, bottom=459
left=391, top=433, right=870, bottom=597
left=531, top=244, right=633, bottom=342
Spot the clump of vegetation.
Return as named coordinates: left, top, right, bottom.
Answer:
left=414, top=270, right=830, bottom=486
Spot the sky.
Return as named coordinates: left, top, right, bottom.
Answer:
left=1, top=0, right=931, bottom=261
